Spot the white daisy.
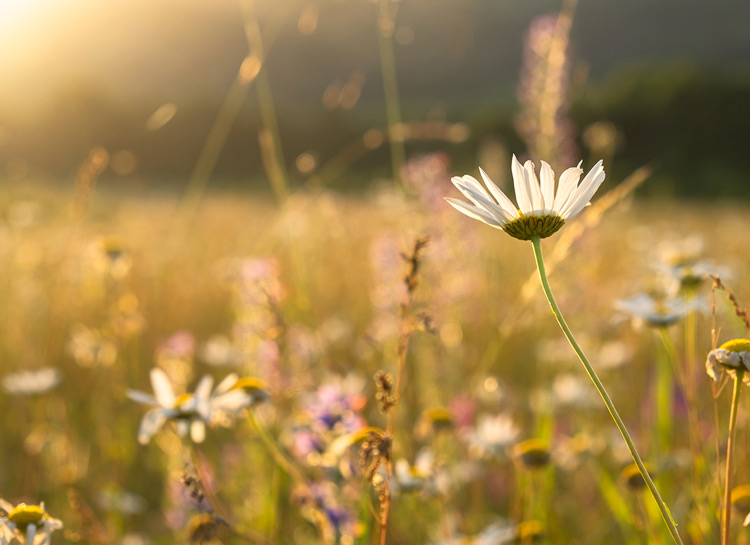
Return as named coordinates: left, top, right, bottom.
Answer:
left=445, top=155, right=605, bottom=240
left=466, top=413, right=520, bottom=459
left=0, top=499, right=62, bottom=545
left=127, top=368, right=213, bottom=444
left=393, top=449, right=439, bottom=494
left=208, top=374, right=267, bottom=426
left=615, top=293, right=699, bottom=328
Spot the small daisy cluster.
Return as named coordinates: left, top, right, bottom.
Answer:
left=616, top=235, right=723, bottom=328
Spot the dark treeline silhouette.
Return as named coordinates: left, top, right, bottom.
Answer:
left=2, top=63, right=749, bottom=198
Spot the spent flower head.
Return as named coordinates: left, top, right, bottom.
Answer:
left=706, top=339, right=750, bottom=384
left=445, top=155, right=605, bottom=240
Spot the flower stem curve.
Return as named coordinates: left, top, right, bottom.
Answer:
left=530, top=236, right=683, bottom=545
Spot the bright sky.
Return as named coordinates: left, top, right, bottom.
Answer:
left=0, top=0, right=244, bottom=115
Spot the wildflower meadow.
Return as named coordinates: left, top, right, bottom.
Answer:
left=1, top=1, right=750, bottom=545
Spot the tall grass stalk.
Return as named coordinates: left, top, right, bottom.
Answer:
left=678, top=305, right=706, bottom=486
left=376, top=0, right=406, bottom=187
left=378, top=238, right=427, bottom=545
left=722, top=370, right=743, bottom=545
left=247, top=410, right=328, bottom=542
left=530, top=236, right=684, bottom=545
left=241, top=0, right=290, bottom=204
left=654, top=329, right=674, bottom=454
left=176, top=69, right=254, bottom=230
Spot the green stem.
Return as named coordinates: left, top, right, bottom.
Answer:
left=722, top=370, right=743, bottom=545
left=248, top=410, right=305, bottom=487
left=655, top=328, right=675, bottom=454
left=247, top=410, right=333, bottom=542
left=530, top=237, right=683, bottom=545
left=377, top=0, right=406, bottom=187
left=240, top=0, right=290, bottom=204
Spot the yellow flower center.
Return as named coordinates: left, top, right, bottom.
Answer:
left=174, top=393, right=193, bottom=407
left=720, top=339, right=750, bottom=353
left=513, top=439, right=550, bottom=468
left=503, top=214, right=565, bottom=241
left=517, top=520, right=545, bottom=542
left=620, top=463, right=655, bottom=491
left=424, top=407, right=453, bottom=427
left=187, top=513, right=218, bottom=543
left=231, top=377, right=267, bottom=393
left=731, top=484, right=750, bottom=512
left=9, top=504, right=44, bottom=529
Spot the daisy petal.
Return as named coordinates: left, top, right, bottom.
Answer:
left=149, top=368, right=175, bottom=408
left=191, top=421, right=206, bottom=443
left=175, top=420, right=190, bottom=437
left=511, top=155, right=532, bottom=214
left=539, top=161, right=555, bottom=212
left=138, top=409, right=167, bottom=445
left=561, top=161, right=605, bottom=219
left=214, top=373, right=239, bottom=395
left=552, top=166, right=583, bottom=212
left=194, top=375, right=214, bottom=401
left=479, top=167, right=519, bottom=219
left=451, top=175, right=493, bottom=203
left=523, top=160, right=545, bottom=213
left=127, top=390, right=158, bottom=405
left=453, top=176, right=514, bottom=223
left=214, top=390, right=252, bottom=412
left=445, top=198, right=503, bottom=228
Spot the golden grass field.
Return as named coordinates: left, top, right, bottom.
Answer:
left=1, top=166, right=750, bottom=544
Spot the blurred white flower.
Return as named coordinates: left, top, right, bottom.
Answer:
left=551, top=373, right=599, bottom=408
left=208, top=374, right=267, bottom=425
left=199, top=335, right=245, bottom=367
left=615, top=293, right=702, bottom=328
left=393, top=449, right=448, bottom=496
left=0, top=499, right=62, bottom=545
left=2, top=368, right=61, bottom=396
left=466, top=413, right=519, bottom=459
left=88, top=237, right=132, bottom=281
left=445, top=155, right=605, bottom=240
left=428, top=520, right=517, bottom=545
left=127, top=368, right=212, bottom=444
left=97, top=489, right=146, bottom=516
left=67, top=324, right=117, bottom=368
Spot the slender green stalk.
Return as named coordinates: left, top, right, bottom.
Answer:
left=376, top=0, right=406, bottom=187
left=722, top=370, right=743, bottom=545
left=530, top=237, right=683, bottom=545
left=654, top=329, right=674, bottom=454
left=240, top=0, right=290, bottom=204
left=177, top=71, right=252, bottom=228
left=248, top=410, right=306, bottom=487
left=247, top=410, right=329, bottom=543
